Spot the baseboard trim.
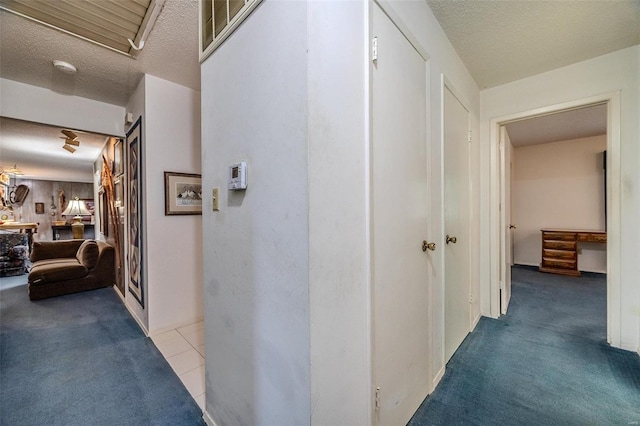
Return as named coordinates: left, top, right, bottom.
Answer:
left=148, top=316, right=204, bottom=338
left=432, top=364, right=445, bottom=392
left=112, top=286, right=149, bottom=336
left=471, top=313, right=481, bottom=330
left=513, top=262, right=538, bottom=268
left=203, top=410, right=218, bottom=426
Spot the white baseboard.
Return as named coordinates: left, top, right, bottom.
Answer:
left=112, top=286, right=149, bottom=336
left=148, top=316, right=204, bottom=338
left=431, top=364, right=445, bottom=393
left=471, top=313, right=481, bottom=330
left=203, top=410, right=218, bottom=426
left=513, top=262, right=538, bottom=267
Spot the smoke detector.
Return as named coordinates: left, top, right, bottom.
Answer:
left=52, top=60, right=77, bottom=74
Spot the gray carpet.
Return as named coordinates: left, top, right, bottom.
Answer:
left=409, top=266, right=640, bottom=426
left=0, top=284, right=205, bottom=426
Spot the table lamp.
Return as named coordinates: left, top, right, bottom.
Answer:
left=61, top=197, right=91, bottom=239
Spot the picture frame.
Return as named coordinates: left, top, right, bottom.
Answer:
left=99, top=187, right=108, bottom=237
left=164, top=172, right=202, bottom=215
left=82, top=199, right=95, bottom=215
left=35, top=202, right=44, bottom=214
left=114, top=178, right=122, bottom=207
left=114, top=139, right=124, bottom=176
left=127, top=117, right=144, bottom=307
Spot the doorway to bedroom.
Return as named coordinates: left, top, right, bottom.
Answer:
left=494, top=97, right=614, bottom=345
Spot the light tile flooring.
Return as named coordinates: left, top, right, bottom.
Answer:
left=151, top=321, right=206, bottom=410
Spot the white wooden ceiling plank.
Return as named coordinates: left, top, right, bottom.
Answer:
left=7, top=0, right=132, bottom=52
left=64, top=0, right=143, bottom=34
left=111, top=0, right=149, bottom=17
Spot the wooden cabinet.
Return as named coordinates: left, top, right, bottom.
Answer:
left=539, top=229, right=606, bottom=276
left=52, top=225, right=95, bottom=241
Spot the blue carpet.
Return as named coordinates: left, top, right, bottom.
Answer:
left=409, top=266, right=640, bottom=426
left=0, top=285, right=205, bottom=426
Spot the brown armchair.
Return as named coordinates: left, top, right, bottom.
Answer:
left=28, top=239, right=115, bottom=300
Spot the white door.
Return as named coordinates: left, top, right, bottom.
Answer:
left=443, top=85, right=471, bottom=363
left=499, top=126, right=512, bottom=314
left=371, top=4, right=430, bottom=425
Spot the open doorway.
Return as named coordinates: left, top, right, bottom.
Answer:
left=500, top=104, right=608, bottom=341
left=0, top=117, right=123, bottom=294
left=490, top=91, right=621, bottom=347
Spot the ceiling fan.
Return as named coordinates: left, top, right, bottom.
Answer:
left=60, top=129, right=80, bottom=153
left=0, top=164, right=24, bottom=176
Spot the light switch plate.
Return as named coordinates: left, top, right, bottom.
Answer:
left=212, top=187, right=219, bottom=211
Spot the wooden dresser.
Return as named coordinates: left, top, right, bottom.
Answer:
left=539, top=229, right=607, bottom=277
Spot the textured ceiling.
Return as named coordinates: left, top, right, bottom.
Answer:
left=0, top=0, right=634, bottom=180
left=0, top=0, right=199, bottom=106
left=505, top=104, right=607, bottom=147
left=427, top=0, right=640, bottom=89
left=0, top=117, right=110, bottom=182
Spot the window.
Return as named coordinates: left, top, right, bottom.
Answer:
left=200, top=0, right=262, bottom=62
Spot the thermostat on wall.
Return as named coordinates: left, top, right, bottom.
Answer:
left=228, top=162, right=247, bottom=190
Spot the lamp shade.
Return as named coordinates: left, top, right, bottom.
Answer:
left=61, top=197, right=91, bottom=217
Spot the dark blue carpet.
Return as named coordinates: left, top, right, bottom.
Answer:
left=409, top=266, right=640, bottom=426
left=0, top=285, right=205, bottom=426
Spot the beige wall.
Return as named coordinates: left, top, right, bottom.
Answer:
left=11, top=179, right=93, bottom=242
left=512, top=135, right=606, bottom=272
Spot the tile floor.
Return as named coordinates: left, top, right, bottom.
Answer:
left=151, top=321, right=206, bottom=410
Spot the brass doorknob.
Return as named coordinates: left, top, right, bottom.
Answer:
left=422, top=241, right=436, bottom=252
left=446, top=235, right=457, bottom=244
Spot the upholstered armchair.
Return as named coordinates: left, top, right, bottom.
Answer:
left=0, top=233, right=29, bottom=277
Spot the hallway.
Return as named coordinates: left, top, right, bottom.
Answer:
left=409, top=266, right=640, bottom=425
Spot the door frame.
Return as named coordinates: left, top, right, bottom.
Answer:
left=489, top=91, right=621, bottom=347
left=498, top=125, right=512, bottom=315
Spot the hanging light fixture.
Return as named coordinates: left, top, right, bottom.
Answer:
left=62, top=138, right=80, bottom=146
left=0, top=165, right=29, bottom=206
left=1, top=164, right=24, bottom=176
left=60, top=130, right=80, bottom=153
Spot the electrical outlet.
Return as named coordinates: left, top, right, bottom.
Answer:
left=212, top=188, right=219, bottom=211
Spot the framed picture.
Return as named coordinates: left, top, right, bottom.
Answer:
left=127, top=117, right=144, bottom=307
left=35, top=202, right=44, bottom=214
left=99, top=187, right=108, bottom=237
left=164, top=172, right=202, bottom=215
left=114, top=178, right=122, bottom=207
left=114, top=139, right=124, bottom=176
left=82, top=199, right=95, bottom=215
left=79, top=199, right=93, bottom=222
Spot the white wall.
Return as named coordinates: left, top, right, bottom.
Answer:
left=201, top=2, right=311, bottom=425
left=0, top=78, right=124, bottom=137
left=200, top=1, right=482, bottom=423
left=307, top=2, right=369, bottom=425
left=480, top=46, right=640, bottom=351
left=512, top=135, right=607, bottom=272
left=122, top=74, right=203, bottom=335
left=143, top=75, right=203, bottom=333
